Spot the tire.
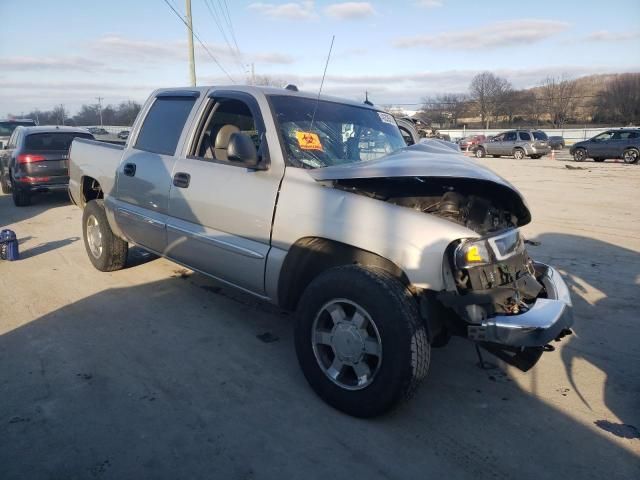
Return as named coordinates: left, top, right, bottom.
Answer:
left=474, top=147, right=486, bottom=158
left=513, top=148, right=525, bottom=160
left=295, top=265, right=430, bottom=418
left=593, top=158, right=605, bottom=163
left=573, top=148, right=587, bottom=162
left=82, top=199, right=128, bottom=272
left=0, top=174, right=11, bottom=194
left=12, top=185, right=31, bottom=207
left=623, top=148, right=639, bottom=164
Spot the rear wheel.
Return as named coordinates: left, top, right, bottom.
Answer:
left=474, top=147, right=486, bottom=158
left=573, top=148, right=587, bottom=162
left=623, top=148, right=639, bottom=164
left=513, top=148, right=525, bottom=160
left=12, top=185, right=31, bottom=207
left=82, top=199, right=128, bottom=271
left=295, top=265, right=430, bottom=417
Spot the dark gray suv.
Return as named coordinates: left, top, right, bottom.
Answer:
left=0, top=126, right=93, bottom=206
left=570, top=129, right=640, bottom=164
left=475, top=130, right=550, bottom=159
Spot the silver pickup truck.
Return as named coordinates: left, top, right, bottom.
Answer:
left=69, top=86, right=573, bottom=417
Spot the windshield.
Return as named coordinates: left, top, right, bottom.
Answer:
left=25, top=132, right=93, bottom=151
left=0, top=121, right=36, bottom=136
left=533, top=131, right=548, bottom=141
left=269, top=95, right=406, bottom=168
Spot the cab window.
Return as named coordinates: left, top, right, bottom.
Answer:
left=192, top=97, right=262, bottom=163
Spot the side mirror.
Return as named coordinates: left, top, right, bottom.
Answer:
left=227, top=132, right=263, bottom=168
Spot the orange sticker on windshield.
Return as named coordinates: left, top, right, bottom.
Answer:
left=295, top=131, right=323, bottom=151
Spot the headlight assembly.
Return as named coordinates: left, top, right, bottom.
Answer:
left=454, top=229, right=525, bottom=269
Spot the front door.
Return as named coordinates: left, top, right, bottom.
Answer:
left=588, top=131, right=614, bottom=158
left=165, top=91, right=285, bottom=295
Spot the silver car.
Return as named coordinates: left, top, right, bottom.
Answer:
left=475, top=130, right=551, bottom=159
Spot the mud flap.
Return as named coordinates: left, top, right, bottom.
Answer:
left=479, top=343, right=544, bottom=372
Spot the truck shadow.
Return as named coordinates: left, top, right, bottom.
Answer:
left=1, top=234, right=638, bottom=479
left=523, top=233, right=640, bottom=441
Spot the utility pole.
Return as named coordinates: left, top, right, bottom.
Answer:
left=95, top=96, right=104, bottom=126
left=186, top=0, right=196, bottom=86
left=60, top=104, right=65, bottom=126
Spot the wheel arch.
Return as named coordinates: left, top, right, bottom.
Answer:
left=80, top=175, right=104, bottom=207
left=277, top=236, right=410, bottom=310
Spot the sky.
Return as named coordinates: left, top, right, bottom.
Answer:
left=1, top=0, right=639, bottom=117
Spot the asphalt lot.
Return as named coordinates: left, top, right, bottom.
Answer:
left=0, top=156, right=638, bottom=479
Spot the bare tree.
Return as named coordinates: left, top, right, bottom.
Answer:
left=469, top=72, right=512, bottom=128
left=539, top=75, right=578, bottom=127
left=593, top=73, right=640, bottom=125
left=420, top=93, right=468, bottom=128
left=249, top=74, right=288, bottom=87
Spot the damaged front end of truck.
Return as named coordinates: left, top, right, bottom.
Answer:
left=311, top=142, right=574, bottom=371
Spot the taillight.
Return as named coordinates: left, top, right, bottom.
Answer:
left=17, top=154, right=46, bottom=164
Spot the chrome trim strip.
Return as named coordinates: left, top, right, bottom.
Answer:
left=116, top=208, right=165, bottom=230
left=167, top=224, right=265, bottom=259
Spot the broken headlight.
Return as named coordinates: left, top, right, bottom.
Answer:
left=454, top=229, right=525, bottom=269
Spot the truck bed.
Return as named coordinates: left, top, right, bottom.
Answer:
left=69, top=138, right=124, bottom=206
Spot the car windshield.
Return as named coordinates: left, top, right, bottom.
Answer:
left=533, top=131, right=548, bottom=140
left=0, top=121, right=35, bottom=136
left=25, top=132, right=93, bottom=151
left=269, top=95, right=406, bottom=168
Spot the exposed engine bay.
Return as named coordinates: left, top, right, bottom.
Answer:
left=332, top=176, right=528, bottom=236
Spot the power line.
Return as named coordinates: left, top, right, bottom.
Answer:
left=203, top=0, right=244, bottom=73
left=220, top=0, right=241, bottom=60
left=162, top=0, right=236, bottom=83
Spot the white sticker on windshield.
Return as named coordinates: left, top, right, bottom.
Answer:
left=378, top=112, right=396, bottom=125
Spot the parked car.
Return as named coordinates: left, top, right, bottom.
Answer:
left=87, top=127, right=109, bottom=135
left=548, top=136, right=565, bottom=150
left=570, top=129, right=640, bottom=163
left=475, top=130, right=550, bottom=159
left=458, top=135, right=486, bottom=151
left=117, top=130, right=130, bottom=140
left=0, top=126, right=94, bottom=205
left=0, top=118, right=37, bottom=149
left=68, top=85, right=573, bottom=417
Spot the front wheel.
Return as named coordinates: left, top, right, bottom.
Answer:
left=295, top=265, right=430, bottom=417
left=623, top=148, right=639, bottom=164
left=82, top=199, right=128, bottom=271
left=513, top=148, right=525, bottom=160
left=475, top=147, right=486, bottom=158
left=573, top=148, right=587, bottom=162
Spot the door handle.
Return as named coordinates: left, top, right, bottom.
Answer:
left=173, top=172, right=191, bottom=188
left=123, top=163, right=136, bottom=177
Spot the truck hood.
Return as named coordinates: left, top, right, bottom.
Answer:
left=308, top=143, right=532, bottom=226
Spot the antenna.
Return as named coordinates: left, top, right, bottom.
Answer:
left=310, top=35, right=335, bottom=129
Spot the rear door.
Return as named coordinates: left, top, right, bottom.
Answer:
left=503, top=131, right=517, bottom=155
left=486, top=133, right=503, bottom=155
left=113, top=91, right=200, bottom=254
left=165, top=90, right=285, bottom=295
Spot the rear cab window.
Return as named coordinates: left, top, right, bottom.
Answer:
left=135, top=94, right=198, bottom=155
left=25, top=132, right=94, bottom=151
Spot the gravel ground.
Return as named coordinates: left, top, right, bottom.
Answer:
left=0, top=157, right=638, bottom=479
